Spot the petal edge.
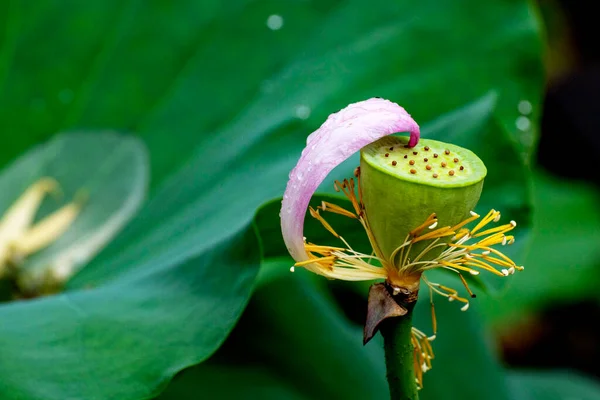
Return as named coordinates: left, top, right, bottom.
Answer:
left=281, top=98, right=420, bottom=263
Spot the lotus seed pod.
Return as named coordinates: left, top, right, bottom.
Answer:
left=360, top=136, right=487, bottom=265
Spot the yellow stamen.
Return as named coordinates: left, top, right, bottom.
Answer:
left=11, top=200, right=83, bottom=256
left=320, top=201, right=357, bottom=219
left=334, top=179, right=362, bottom=215
left=458, top=273, right=476, bottom=298
left=439, top=260, right=480, bottom=275
left=410, top=213, right=437, bottom=236
left=429, top=286, right=437, bottom=335
left=309, top=207, right=339, bottom=238
left=479, top=246, right=518, bottom=266
left=469, top=209, right=500, bottom=235
left=304, top=243, right=345, bottom=254
left=472, top=253, right=515, bottom=268
left=462, top=259, right=506, bottom=276
left=411, top=227, right=455, bottom=243
left=475, top=232, right=508, bottom=247
left=0, top=179, right=60, bottom=265
left=295, top=256, right=336, bottom=268
left=472, top=222, right=515, bottom=238
left=449, top=211, right=479, bottom=232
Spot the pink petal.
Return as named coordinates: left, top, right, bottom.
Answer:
left=281, top=98, right=420, bottom=263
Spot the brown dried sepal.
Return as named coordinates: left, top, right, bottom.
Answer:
left=363, top=283, right=410, bottom=345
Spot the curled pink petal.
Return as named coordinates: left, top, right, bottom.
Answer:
left=280, top=98, right=420, bottom=263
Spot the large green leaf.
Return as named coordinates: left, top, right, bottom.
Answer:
left=155, top=259, right=513, bottom=400
left=0, top=222, right=260, bottom=399
left=156, top=363, right=307, bottom=400
left=0, top=134, right=260, bottom=399
left=508, top=371, right=600, bottom=400
left=1, top=0, right=542, bottom=181
left=155, top=258, right=389, bottom=400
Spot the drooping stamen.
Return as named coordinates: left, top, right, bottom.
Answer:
left=411, top=327, right=436, bottom=389
left=309, top=207, right=339, bottom=238
left=296, top=187, right=390, bottom=281
left=429, top=285, right=437, bottom=335
left=458, top=273, right=477, bottom=298
left=334, top=179, right=362, bottom=216
left=319, top=201, right=357, bottom=219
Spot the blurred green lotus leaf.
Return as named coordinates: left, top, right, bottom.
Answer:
left=508, top=371, right=600, bottom=400
left=0, top=132, right=148, bottom=294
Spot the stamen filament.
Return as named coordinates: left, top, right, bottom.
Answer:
left=472, top=223, right=515, bottom=238
left=462, top=259, right=506, bottom=276
left=411, top=227, right=455, bottom=243
left=449, top=211, right=480, bottom=231
left=469, top=209, right=500, bottom=234
left=309, top=207, right=339, bottom=238
left=439, top=260, right=480, bottom=275
left=320, top=201, right=357, bottom=219
left=410, top=213, right=437, bottom=236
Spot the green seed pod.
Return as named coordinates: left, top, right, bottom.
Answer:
left=360, top=136, right=487, bottom=265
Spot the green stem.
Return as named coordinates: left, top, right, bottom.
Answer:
left=380, top=302, right=418, bottom=400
